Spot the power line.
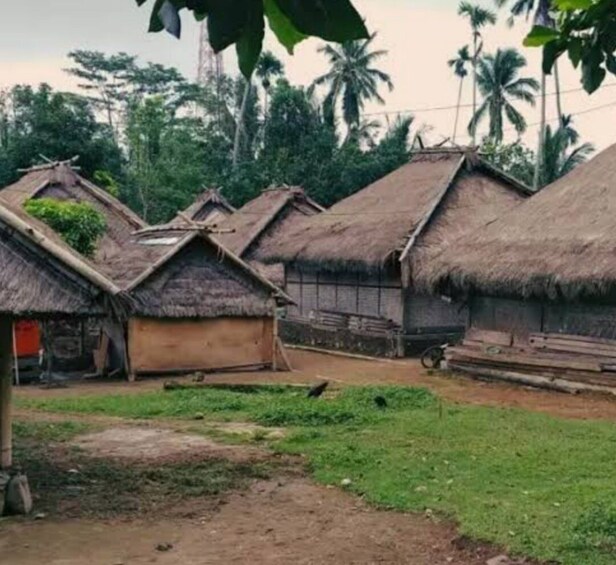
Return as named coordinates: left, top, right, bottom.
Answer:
left=363, top=82, right=616, bottom=118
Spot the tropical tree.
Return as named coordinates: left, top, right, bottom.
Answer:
left=310, top=33, right=393, bottom=130
left=458, top=1, right=497, bottom=146
left=255, top=51, right=285, bottom=121
left=493, top=0, right=556, bottom=190
left=540, top=116, right=594, bottom=187
left=448, top=45, right=472, bottom=144
left=469, top=48, right=539, bottom=144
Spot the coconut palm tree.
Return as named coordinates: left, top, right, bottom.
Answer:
left=310, top=32, right=393, bottom=129
left=468, top=48, right=539, bottom=143
left=448, top=45, right=472, bottom=144
left=493, top=0, right=557, bottom=189
left=255, top=51, right=284, bottom=121
left=540, top=116, right=594, bottom=186
left=458, top=1, right=497, bottom=146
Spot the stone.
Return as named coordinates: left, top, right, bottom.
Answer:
left=5, top=473, right=33, bottom=515
left=486, top=555, right=511, bottom=565
left=155, top=543, right=173, bottom=552
left=341, top=478, right=352, bottom=487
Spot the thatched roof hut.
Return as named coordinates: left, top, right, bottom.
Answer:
left=96, top=226, right=291, bottom=377
left=169, top=188, right=235, bottom=227
left=263, top=149, right=530, bottom=279
left=420, top=143, right=616, bottom=302
left=1, top=161, right=146, bottom=261
left=100, top=227, right=290, bottom=318
left=215, top=187, right=324, bottom=285
left=0, top=195, right=121, bottom=318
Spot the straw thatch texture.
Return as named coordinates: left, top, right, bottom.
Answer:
left=216, top=187, right=324, bottom=257
left=262, top=150, right=527, bottom=274
left=128, top=238, right=277, bottom=318
left=97, top=227, right=287, bottom=318
left=419, top=143, right=616, bottom=301
left=0, top=197, right=117, bottom=317
left=1, top=162, right=146, bottom=262
left=169, top=188, right=235, bottom=226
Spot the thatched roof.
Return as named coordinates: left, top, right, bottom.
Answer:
left=0, top=196, right=121, bottom=318
left=1, top=161, right=146, bottom=262
left=98, top=227, right=291, bottom=318
left=169, top=188, right=235, bottom=227
left=262, top=149, right=530, bottom=276
left=419, top=143, right=616, bottom=302
left=216, top=187, right=324, bottom=258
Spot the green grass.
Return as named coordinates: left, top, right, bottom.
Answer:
left=19, top=384, right=616, bottom=564
left=12, top=419, right=272, bottom=518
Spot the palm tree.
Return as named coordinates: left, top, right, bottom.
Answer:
left=540, top=116, right=594, bottom=186
left=468, top=48, right=539, bottom=143
left=458, top=1, right=497, bottom=146
left=448, top=45, right=472, bottom=144
left=311, top=33, right=393, bottom=130
left=255, top=51, right=284, bottom=121
left=493, top=0, right=557, bottom=189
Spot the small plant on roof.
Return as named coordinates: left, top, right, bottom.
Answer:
left=24, top=198, right=106, bottom=258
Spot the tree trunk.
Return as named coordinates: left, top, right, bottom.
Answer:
left=554, top=59, right=563, bottom=125
left=533, top=71, right=547, bottom=191
left=472, top=34, right=478, bottom=147
left=0, top=316, right=13, bottom=470
left=233, top=79, right=252, bottom=170
left=452, top=78, right=464, bottom=144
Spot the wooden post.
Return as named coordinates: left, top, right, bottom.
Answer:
left=0, top=316, right=14, bottom=469
left=272, top=312, right=279, bottom=371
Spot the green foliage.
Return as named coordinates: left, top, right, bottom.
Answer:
left=481, top=138, right=536, bottom=187
left=93, top=170, right=120, bottom=197
left=137, top=0, right=368, bottom=77
left=0, top=84, right=122, bottom=186
left=469, top=48, right=539, bottom=142
left=525, top=0, right=616, bottom=93
left=24, top=198, right=107, bottom=257
left=311, top=33, right=393, bottom=129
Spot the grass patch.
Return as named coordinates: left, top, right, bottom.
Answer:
left=13, top=419, right=271, bottom=519
left=19, top=384, right=616, bottom=564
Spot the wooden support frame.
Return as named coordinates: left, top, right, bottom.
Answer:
left=0, top=316, right=13, bottom=470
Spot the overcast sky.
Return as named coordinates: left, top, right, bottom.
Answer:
left=1, top=0, right=615, bottom=150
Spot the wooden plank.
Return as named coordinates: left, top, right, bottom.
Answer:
left=449, top=362, right=616, bottom=395
left=531, top=332, right=616, bottom=347
left=93, top=332, right=110, bottom=374
left=529, top=340, right=616, bottom=359
left=0, top=316, right=13, bottom=469
left=447, top=345, right=603, bottom=373
left=128, top=317, right=274, bottom=375
left=466, top=328, right=513, bottom=347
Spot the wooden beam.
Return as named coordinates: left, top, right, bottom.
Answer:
left=0, top=316, right=13, bottom=469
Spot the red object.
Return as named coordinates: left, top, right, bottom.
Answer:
left=14, top=321, right=41, bottom=358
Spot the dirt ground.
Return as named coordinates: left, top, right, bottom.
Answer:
left=16, top=347, right=616, bottom=422
left=1, top=475, right=521, bottom=565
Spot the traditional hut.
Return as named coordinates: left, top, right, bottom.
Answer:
left=169, top=188, right=235, bottom=227
left=1, top=160, right=146, bottom=262
left=262, top=148, right=531, bottom=357
left=1, top=160, right=146, bottom=370
left=0, top=196, right=121, bottom=470
left=215, top=186, right=324, bottom=285
left=419, top=143, right=616, bottom=391
left=98, top=226, right=291, bottom=378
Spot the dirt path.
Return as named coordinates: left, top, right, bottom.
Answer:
left=16, top=349, right=616, bottom=422
left=0, top=477, right=517, bottom=565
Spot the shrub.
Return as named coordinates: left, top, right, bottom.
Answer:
left=24, top=198, right=106, bottom=257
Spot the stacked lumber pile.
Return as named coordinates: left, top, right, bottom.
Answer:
left=306, top=310, right=400, bottom=336
left=446, top=328, right=616, bottom=395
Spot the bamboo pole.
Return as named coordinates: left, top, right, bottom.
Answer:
left=0, top=316, right=14, bottom=469
left=12, top=323, right=19, bottom=387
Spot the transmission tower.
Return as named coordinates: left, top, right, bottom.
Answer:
left=197, top=20, right=224, bottom=85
